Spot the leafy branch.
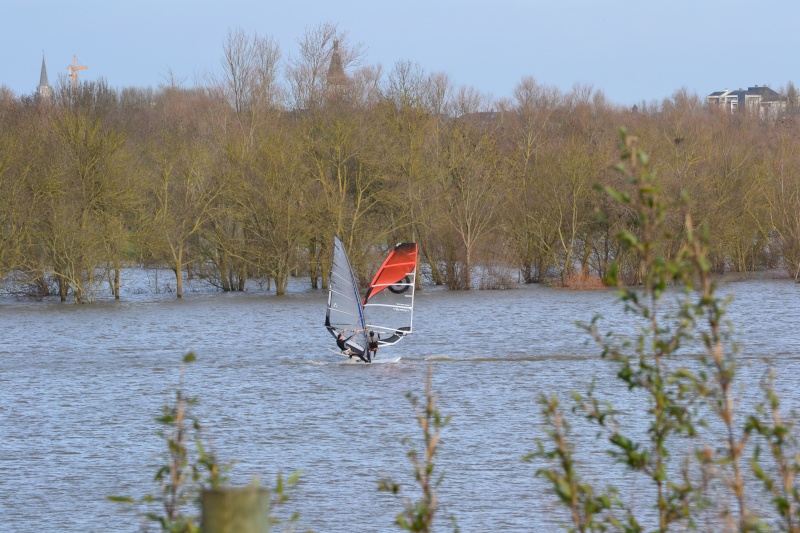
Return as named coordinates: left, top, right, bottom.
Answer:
left=379, top=366, right=456, bottom=532
left=109, top=353, right=232, bottom=532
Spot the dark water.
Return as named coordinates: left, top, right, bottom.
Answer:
left=1, top=273, right=799, bottom=532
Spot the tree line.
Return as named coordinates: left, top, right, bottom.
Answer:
left=2, top=24, right=800, bottom=301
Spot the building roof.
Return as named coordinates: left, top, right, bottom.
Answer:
left=708, top=85, right=782, bottom=101
left=747, top=85, right=781, bottom=100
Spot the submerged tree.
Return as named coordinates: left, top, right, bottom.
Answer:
left=144, top=88, right=222, bottom=298
left=38, top=81, right=130, bottom=302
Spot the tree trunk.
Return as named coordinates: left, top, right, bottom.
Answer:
left=309, top=238, right=319, bottom=289
left=464, top=245, right=472, bottom=290
left=174, top=257, right=183, bottom=299
left=275, top=273, right=288, bottom=296
left=237, top=266, right=246, bottom=291
left=581, top=238, right=592, bottom=277
left=114, top=262, right=121, bottom=299
left=220, top=251, right=231, bottom=292
left=425, top=248, right=443, bottom=285
left=58, top=273, right=68, bottom=302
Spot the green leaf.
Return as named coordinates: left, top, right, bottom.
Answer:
left=556, top=478, right=573, bottom=500
left=287, top=470, right=302, bottom=484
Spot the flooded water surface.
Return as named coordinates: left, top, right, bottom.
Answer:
left=2, top=275, right=800, bottom=532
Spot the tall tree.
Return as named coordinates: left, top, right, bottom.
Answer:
left=762, top=129, right=800, bottom=280
left=500, top=77, right=560, bottom=283
left=0, top=99, right=35, bottom=281
left=145, top=88, right=221, bottom=298
left=37, top=81, right=129, bottom=302
left=439, top=96, right=501, bottom=289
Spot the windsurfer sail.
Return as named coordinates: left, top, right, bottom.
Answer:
left=362, top=242, right=419, bottom=346
left=325, top=236, right=369, bottom=361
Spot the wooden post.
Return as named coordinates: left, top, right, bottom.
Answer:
left=202, top=487, right=270, bottom=533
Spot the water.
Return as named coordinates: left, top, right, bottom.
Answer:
left=1, top=274, right=800, bottom=532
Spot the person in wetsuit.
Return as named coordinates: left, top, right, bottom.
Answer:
left=367, top=331, right=380, bottom=362
left=337, top=332, right=368, bottom=363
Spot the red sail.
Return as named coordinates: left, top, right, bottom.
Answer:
left=362, top=242, right=418, bottom=304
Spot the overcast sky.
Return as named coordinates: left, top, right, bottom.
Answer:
left=6, top=0, right=799, bottom=107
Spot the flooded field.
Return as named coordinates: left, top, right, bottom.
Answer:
left=2, top=273, right=799, bottom=531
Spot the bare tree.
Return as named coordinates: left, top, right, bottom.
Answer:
left=39, top=82, right=130, bottom=302
left=349, top=64, right=383, bottom=109
left=385, top=60, right=427, bottom=109
left=285, top=22, right=365, bottom=110
left=446, top=85, right=487, bottom=118
left=784, top=80, right=799, bottom=116
left=501, top=77, right=560, bottom=283
left=0, top=99, right=36, bottom=283
left=144, top=89, right=222, bottom=298
left=439, top=103, right=502, bottom=289
left=762, top=129, right=800, bottom=280
left=423, top=71, right=453, bottom=117
left=215, top=28, right=283, bottom=121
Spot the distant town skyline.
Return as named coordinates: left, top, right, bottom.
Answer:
left=5, top=0, right=800, bottom=106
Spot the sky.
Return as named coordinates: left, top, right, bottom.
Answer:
left=5, top=0, right=800, bottom=107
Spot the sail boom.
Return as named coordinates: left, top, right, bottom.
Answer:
left=365, top=303, right=411, bottom=309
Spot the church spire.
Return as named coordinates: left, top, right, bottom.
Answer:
left=329, top=41, right=349, bottom=86
left=325, top=40, right=349, bottom=104
left=37, top=55, right=52, bottom=99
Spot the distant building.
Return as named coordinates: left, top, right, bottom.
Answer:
left=325, top=40, right=350, bottom=105
left=459, top=110, right=502, bottom=125
left=37, top=55, right=53, bottom=100
left=707, top=85, right=784, bottom=118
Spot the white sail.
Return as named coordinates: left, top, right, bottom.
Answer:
left=325, top=236, right=368, bottom=355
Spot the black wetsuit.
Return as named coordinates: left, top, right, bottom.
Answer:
left=336, top=336, right=348, bottom=351
left=368, top=333, right=380, bottom=361
left=337, top=335, right=368, bottom=362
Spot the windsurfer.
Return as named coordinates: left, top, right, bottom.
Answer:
left=367, top=331, right=380, bottom=361
left=337, top=332, right=369, bottom=363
